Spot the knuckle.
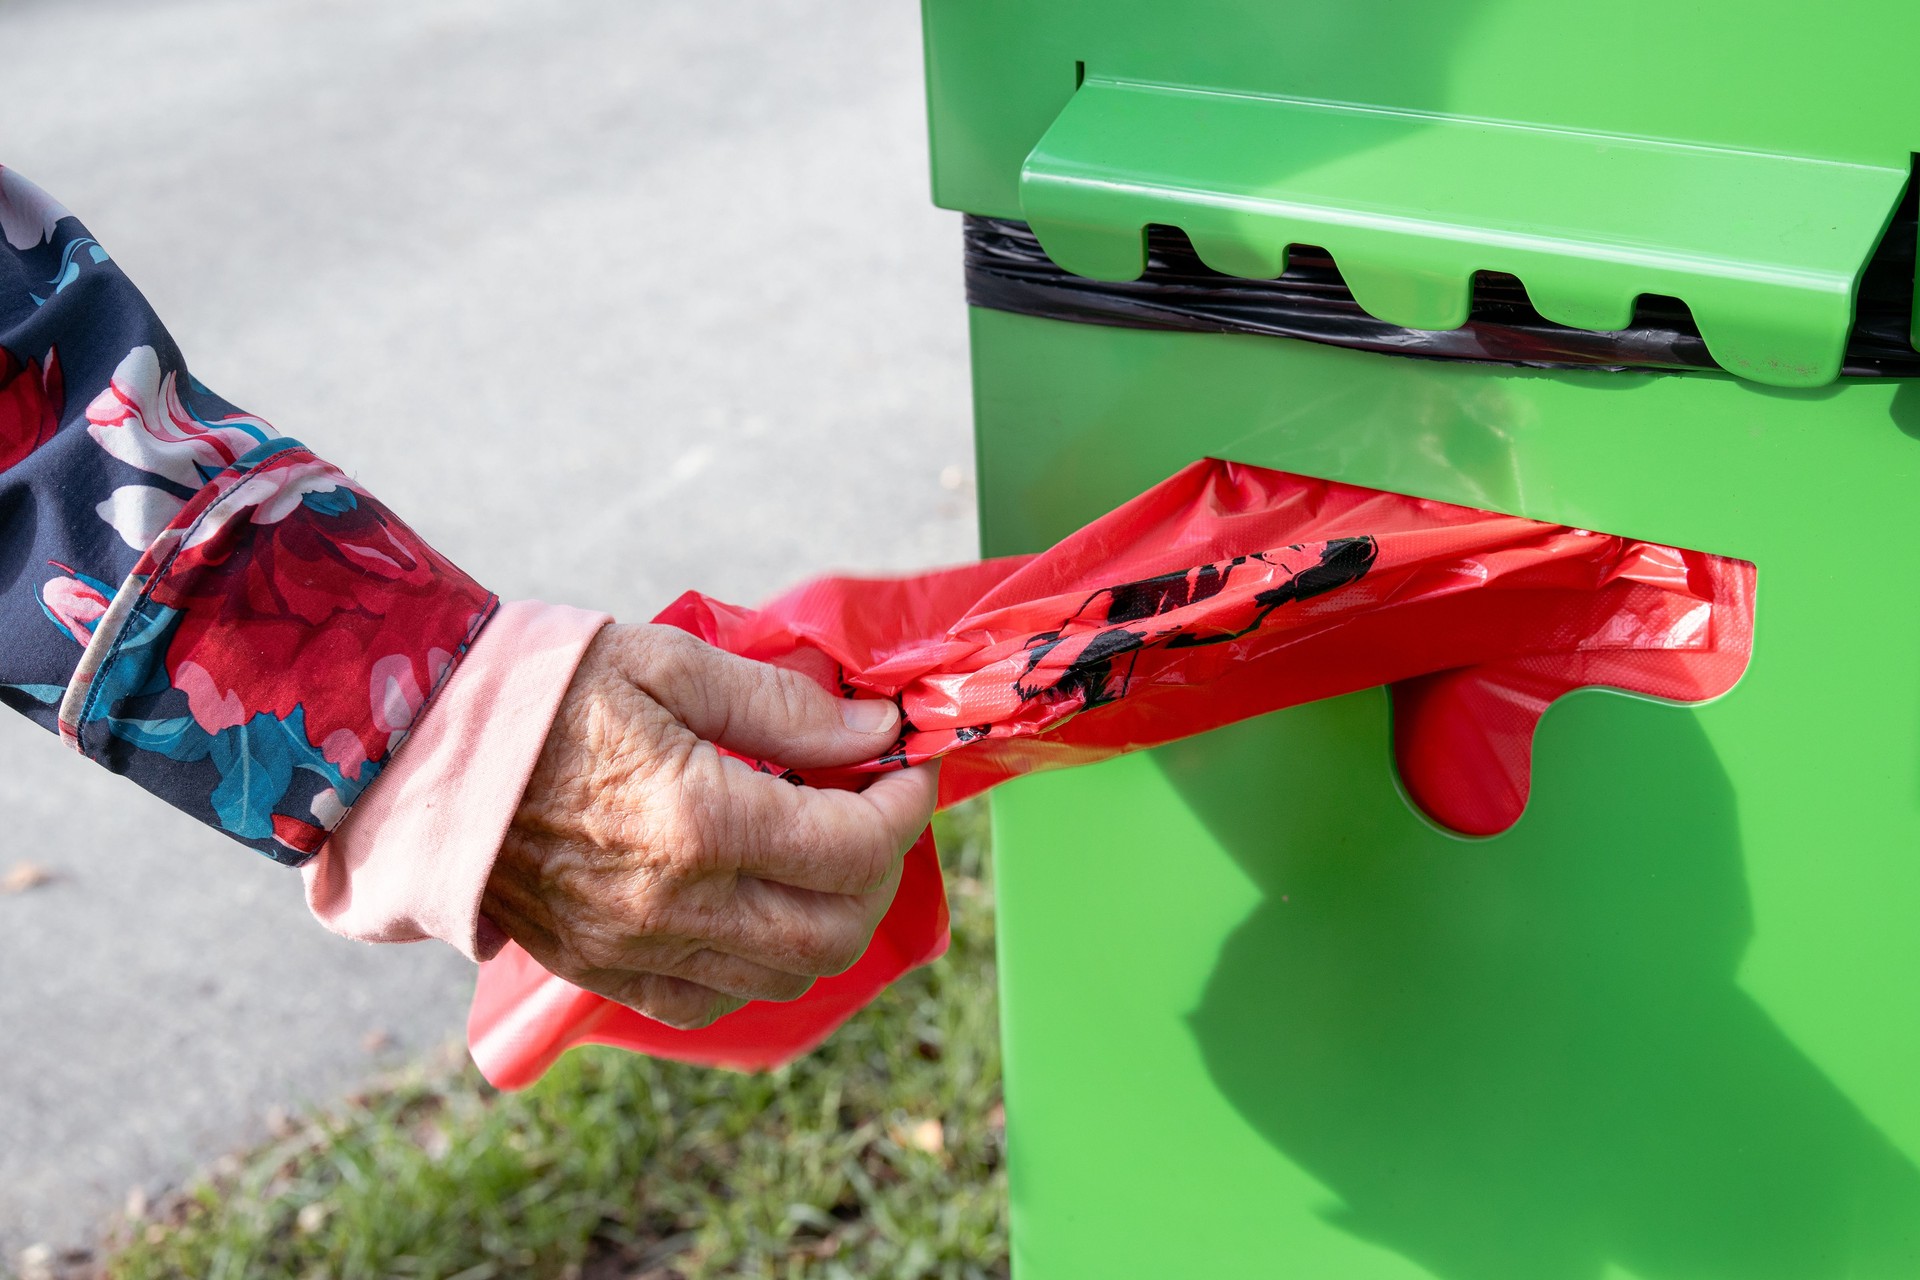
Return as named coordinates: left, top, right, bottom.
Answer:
left=675, top=826, right=734, bottom=884
left=762, top=918, right=824, bottom=976
left=826, top=810, right=897, bottom=896
left=576, top=928, right=638, bottom=969
left=641, top=726, right=700, bottom=795
left=543, top=917, right=627, bottom=976
left=647, top=772, right=735, bottom=880
left=568, top=938, right=626, bottom=974
left=544, top=948, right=596, bottom=989
left=647, top=804, right=704, bottom=870
left=761, top=971, right=815, bottom=1003
left=764, top=669, right=825, bottom=734
left=635, top=627, right=709, bottom=705
left=793, top=799, right=886, bottom=896
left=567, top=927, right=641, bottom=974
left=583, top=887, right=689, bottom=957
left=806, top=919, right=870, bottom=977
left=818, top=941, right=866, bottom=978
left=624, top=974, right=690, bottom=1024
left=640, top=624, right=701, bottom=675
left=641, top=980, right=734, bottom=1030
left=857, top=832, right=900, bottom=895
left=602, top=875, right=676, bottom=937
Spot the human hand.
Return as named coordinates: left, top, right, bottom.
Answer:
left=480, top=623, right=938, bottom=1029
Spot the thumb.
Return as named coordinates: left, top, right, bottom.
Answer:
left=622, top=624, right=900, bottom=768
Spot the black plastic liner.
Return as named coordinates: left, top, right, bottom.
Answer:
left=964, top=188, right=1920, bottom=378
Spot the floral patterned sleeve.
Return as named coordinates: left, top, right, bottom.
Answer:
left=0, top=166, right=498, bottom=866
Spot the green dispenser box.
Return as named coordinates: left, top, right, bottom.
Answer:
left=919, top=2, right=1920, bottom=1274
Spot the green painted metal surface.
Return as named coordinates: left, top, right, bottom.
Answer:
left=923, top=0, right=1920, bottom=221
left=922, top=0, right=1920, bottom=387
left=1020, top=81, right=1907, bottom=387
left=928, top=3, right=1920, bottom=1269
left=972, top=309, right=1920, bottom=1277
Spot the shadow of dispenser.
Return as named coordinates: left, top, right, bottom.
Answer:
left=1170, top=696, right=1920, bottom=1280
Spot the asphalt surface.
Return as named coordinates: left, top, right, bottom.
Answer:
left=0, top=0, right=973, bottom=1254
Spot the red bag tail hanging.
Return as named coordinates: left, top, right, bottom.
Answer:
left=469, top=459, right=1755, bottom=1088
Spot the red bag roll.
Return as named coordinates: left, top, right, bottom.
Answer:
left=469, top=460, right=1754, bottom=1087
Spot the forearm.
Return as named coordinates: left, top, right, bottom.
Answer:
left=0, top=164, right=495, bottom=864
left=304, top=599, right=609, bottom=959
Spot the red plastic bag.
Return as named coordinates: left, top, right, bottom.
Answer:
left=470, top=460, right=1754, bottom=1087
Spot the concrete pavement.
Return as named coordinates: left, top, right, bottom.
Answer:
left=0, top=0, right=973, bottom=1252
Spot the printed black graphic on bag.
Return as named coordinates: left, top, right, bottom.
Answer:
left=1014, top=536, right=1379, bottom=709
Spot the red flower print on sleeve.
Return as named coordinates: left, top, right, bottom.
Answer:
left=0, top=345, right=61, bottom=472
left=142, top=446, right=494, bottom=789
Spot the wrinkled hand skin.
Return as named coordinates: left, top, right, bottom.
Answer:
left=482, top=623, right=938, bottom=1031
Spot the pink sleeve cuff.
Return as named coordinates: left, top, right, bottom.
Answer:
left=302, top=599, right=611, bottom=961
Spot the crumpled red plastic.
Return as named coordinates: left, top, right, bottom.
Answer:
left=469, top=459, right=1754, bottom=1088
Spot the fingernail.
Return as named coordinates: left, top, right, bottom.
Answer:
left=842, top=698, right=899, bottom=735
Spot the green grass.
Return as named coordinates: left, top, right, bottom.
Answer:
left=99, top=802, right=1005, bottom=1280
